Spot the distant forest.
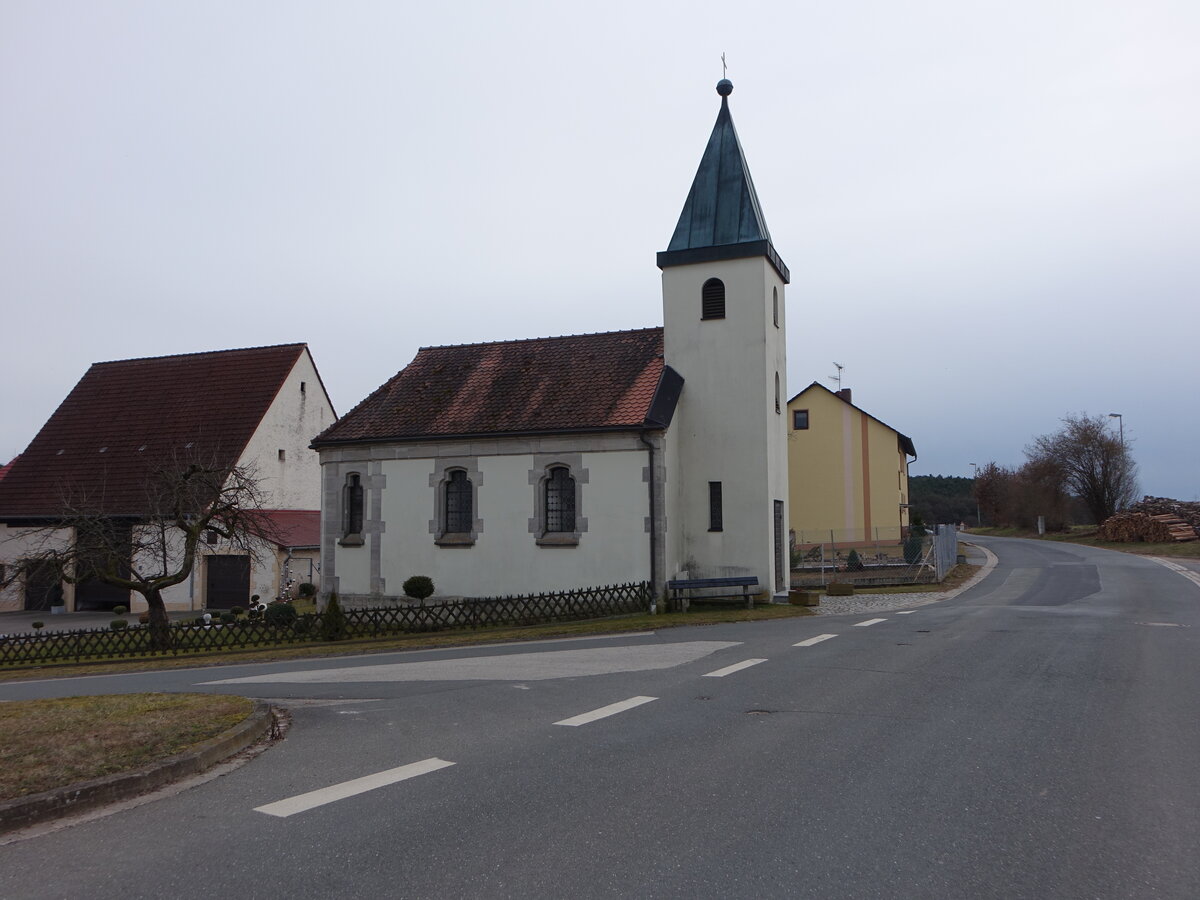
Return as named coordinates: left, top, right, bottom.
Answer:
left=908, top=475, right=978, bottom=526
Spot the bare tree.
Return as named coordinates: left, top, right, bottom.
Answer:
left=9, top=453, right=277, bottom=648
left=1026, top=413, right=1138, bottom=526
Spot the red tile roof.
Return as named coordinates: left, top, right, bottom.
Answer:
left=315, top=328, right=666, bottom=445
left=0, top=456, right=17, bottom=482
left=0, top=344, right=308, bottom=518
left=256, top=509, right=321, bottom=549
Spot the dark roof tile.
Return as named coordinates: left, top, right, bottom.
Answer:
left=315, top=328, right=665, bottom=445
left=0, top=344, right=307, bottom=518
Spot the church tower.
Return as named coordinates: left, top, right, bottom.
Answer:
left=658, top=79, right=790, bottom=595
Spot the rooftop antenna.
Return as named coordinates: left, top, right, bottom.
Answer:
left=827, top=362, right=844, bottom=392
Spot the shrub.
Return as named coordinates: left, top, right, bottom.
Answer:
left=265, top=603, right=299, bottom=628
left=826, top=582, right=855, bottom=597
left=113, top=605, right=128, bottom=616
left=109, top=619, right=128, bottom=631
left=297, top=582, right=316, bottom=598
left=231, top=606, right=245, bottom=617
left=219, top=612, right=236, bottom=625
left=845, top=549, right=864, bottom=572
left=293, top=616, right=313, bottom=635
left=320, top=594, right=348, bottom=641
left=31, top=621, right=44, bottom=630
left=402, top=575, right=435, bottom=602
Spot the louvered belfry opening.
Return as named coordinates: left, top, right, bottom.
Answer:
left=545, top=466, right=577, bottom=533
left=701, top=278, right=726, bottom=320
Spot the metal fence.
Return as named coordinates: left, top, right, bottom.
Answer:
left=790, top=525, right=959, bottom=588
left=0, top=581, right=652, bottom=668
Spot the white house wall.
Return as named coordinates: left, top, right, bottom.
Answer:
left=236, top=348, right=333, bottom=510
left=0, top=524, right=73, bottom=612
left=320, top=435, right=655, bottom=603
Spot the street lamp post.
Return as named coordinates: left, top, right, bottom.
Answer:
left=970, top=462, right=981, bottom=527
left=1108, top=412, right=1124, bottom=447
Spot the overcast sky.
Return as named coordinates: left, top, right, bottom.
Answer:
left=2, top=1, right=1197, bottom=499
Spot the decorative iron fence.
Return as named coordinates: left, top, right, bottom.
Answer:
left=0, top=581, right=653, bottom=668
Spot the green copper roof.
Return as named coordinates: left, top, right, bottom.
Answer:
left=657, top=81, right=789, bottom=283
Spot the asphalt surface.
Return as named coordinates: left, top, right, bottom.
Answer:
left=1, top=536, right=1198, bottom=899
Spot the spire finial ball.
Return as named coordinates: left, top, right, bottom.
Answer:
left=716, top=79, right=733, bottom=96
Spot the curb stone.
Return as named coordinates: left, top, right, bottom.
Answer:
left=0, top=699, right=276, bottom=834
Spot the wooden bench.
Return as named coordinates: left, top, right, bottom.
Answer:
left=666, top=576, right=759, bottom=612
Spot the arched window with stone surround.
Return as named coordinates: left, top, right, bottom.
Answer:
left=545, top=466, right=576, bottom=533
left=342, top=472, right=364, bottom=541
left=444, top=469, right=473, bottom=534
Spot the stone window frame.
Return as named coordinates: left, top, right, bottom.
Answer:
left=339, top=471, right=365, bottom=547
left=430, top=457, right=482, bottom=547
left=529, top=454, right=588, bottom=547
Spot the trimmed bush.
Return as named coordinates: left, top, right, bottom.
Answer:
left=320, top=594, right=348, bottom=641
left=31, top=621, right=45, bottom=630
left=402, top=576, right=435, bottom=602
left=826, top=582, right=855, bottom=597
left=113, top=605, right=128, bottom=616
left=219, top=612, right=236, bottom=625
left=265, top=603, right=299, bottom=627
left=231, top=606, right=245, bottom=617
left=297, top=583, right=316, bottom=598
left=845, top=549, right=864, bottom=572
left=109, top=619, right=128, bottom=631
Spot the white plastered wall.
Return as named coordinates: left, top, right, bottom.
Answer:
left=661, top=255, right=789, bottom=592
left=236, top=348, right=333, bottom=510
left=322, top=437, right=654, bottom=601
left=0, top=524, right=74, bottom=612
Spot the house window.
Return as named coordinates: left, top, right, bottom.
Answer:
left=444, top=469, right=473, bottom=534
left=709, top=481, right=723, bottom=531
left=793, top=409, right=809, bottom=430
left=773, top=286, right=779, bottom=327
left=701, top=278, right=725, bottom=320
left=775, top=372, right=781, bottom=414
left=341, top=473, right=364, bottom=544
left=545, top=466, right=576, bottom=533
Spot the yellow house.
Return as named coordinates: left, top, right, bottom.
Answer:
left=786, top=383, right=917, bottom=544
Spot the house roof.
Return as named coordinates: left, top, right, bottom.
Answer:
left=314, top=328, right=673, bottom=446
left=256, top=509, right=321, bottom=550
left=0, top=457, right=16, bottom=482
left=656, top=80, right=789, bottom=283
left=788, top=382, right=918, bottom=459
left=0, top=344, right=310, bottom=519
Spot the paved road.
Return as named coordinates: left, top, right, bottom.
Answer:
left=2, top=537, right=1198, bottom=898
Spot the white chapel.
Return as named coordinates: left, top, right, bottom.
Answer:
left=313, top=79, right=790, bottom=604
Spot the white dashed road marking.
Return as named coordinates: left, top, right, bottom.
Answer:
left=703, top=659, right=767, bottom=677
left=794, top=634, right=838, bottom=647
left=895, top=610, right=916, bottom=615
left=554, top=696, right=657, bottom=727
left=854, top=618, right=887, bottom=627
left=254, top=758, right=455, bottom=818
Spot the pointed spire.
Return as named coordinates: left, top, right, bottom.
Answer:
left=657, top=80, right=789, bottom=282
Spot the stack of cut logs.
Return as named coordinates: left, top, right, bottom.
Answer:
left=1098, top=496, right=1200, bottom=542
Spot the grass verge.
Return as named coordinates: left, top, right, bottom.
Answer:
left=0, top=693, right=252, bottom=801
left=0, top=603, right=812, bottom=682
left=966, top=526, right=1200, bottom=559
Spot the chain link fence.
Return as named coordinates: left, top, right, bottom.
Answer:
left=790, top=525, right=959, bottom=588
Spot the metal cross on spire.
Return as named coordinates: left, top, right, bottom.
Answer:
left=721, top=52, right=727, bottom=78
